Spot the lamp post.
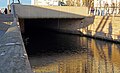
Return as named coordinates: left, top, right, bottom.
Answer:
left=7, top=0, right=10, bottom=14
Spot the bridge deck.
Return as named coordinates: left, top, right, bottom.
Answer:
left=12, top=4, right=89, bottom=19
left=0, top=14, right=32, bottom=73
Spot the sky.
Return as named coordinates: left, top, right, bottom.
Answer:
left=0, top=0, right=31, bottom=8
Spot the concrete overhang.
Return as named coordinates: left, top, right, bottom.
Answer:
left=12, top=4, right=89, bottom=19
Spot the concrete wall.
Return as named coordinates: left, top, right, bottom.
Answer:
left=0, top=17, right=32, bottom=73
left=13, top=4, right=88, bottom=18
left=79, top=15, right=120, bottom=42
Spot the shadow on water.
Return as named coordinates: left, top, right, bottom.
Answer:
left=23, top=23, right=120, bottom=73
left=24, top=28, right=86, bottom=56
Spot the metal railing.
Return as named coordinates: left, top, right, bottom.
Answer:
left=89, top=7, right=120, bottom=16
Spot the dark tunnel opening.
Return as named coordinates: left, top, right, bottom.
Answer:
left=21, top=18, right=83, bottom=56
left=23, top=19, right=59, bottom=56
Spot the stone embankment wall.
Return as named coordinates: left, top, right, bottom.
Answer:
left=80, top=15, right=120, bottom=42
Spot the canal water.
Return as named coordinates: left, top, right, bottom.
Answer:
left=24, top=28, right=120, bottom=73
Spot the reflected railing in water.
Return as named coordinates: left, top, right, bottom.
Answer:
left=29, top=36, right=120, bottom=73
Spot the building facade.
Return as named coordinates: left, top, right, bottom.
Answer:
left=31, top=0, right=120, bottom=7
left=31, top=0, right=83, bottom=6
left=93, top=0, right=120, bottom=15
left=31, top=0, right=66, bottom=6
left=94, top=0, right=120, bottom=7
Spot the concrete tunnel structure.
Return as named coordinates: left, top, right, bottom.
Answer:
left=11, top=4, right=90, bottom=35
left=0, top=4, right=90, bottom=73
left=1, top=3, right=120, bottom=73
left=12, top=4, right=120, bottom=43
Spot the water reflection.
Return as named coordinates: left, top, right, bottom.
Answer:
left=27, top=31, right=120, bottom=73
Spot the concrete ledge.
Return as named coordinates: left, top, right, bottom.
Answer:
left=0, top=20, right=32, bottom=73
left=0, top=14, right=14, bottom=22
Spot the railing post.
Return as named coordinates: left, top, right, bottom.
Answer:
left=10, top=4, right=17, bottom=18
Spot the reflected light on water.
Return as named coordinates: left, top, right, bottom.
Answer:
left=28, top=35, right=120, bottom=73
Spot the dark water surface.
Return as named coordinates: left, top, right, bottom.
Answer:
left=24, top=29, right=120, bottom=73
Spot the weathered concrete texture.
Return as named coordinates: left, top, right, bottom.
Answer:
left=0, top=22, right=10, bottom=38
left=0, top=14, right=14, bottom=22
left=0, top=15, right=32, bottom=73
left=80, top=15, right=120, bottom=42
left=12, top=4, right=88, bottom=18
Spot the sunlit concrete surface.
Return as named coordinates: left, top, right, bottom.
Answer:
left=12, top=4, right=88, bottom=18
left=80, top=15, right=120, bottom=42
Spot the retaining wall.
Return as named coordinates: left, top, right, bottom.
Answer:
left=80, top=15, right=120, bottom=42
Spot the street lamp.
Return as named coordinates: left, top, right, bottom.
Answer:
left=7, top=0, right=10, bottom=14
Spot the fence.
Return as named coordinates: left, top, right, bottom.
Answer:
left=89, top=6, right=120, bottom=16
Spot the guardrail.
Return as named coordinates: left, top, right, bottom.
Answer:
left=89, top=7, right=120, bottom=16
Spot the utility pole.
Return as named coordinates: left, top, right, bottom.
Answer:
left=7, top=0, right=10, bottom=14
